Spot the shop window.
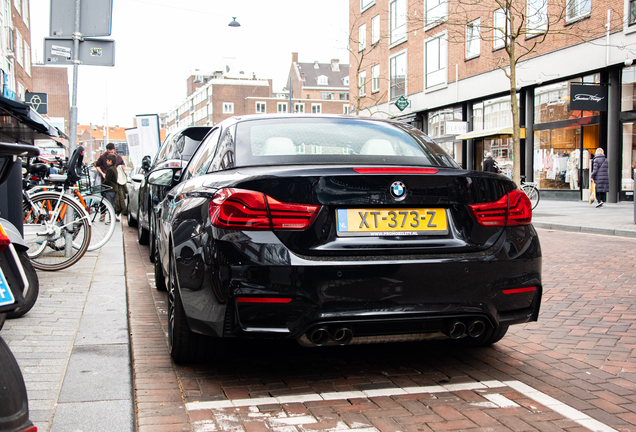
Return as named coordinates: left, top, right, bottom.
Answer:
left=428, top=107, right=461, bottom=138
left=622, top=122, right=636, bottom=191
left=622, top=66, right=636, bottom=111
left=534, top=75, right=600, bottom=123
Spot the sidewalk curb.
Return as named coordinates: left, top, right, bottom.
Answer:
left=533, top=221, right=636, bottom=238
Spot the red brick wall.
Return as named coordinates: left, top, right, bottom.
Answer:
left=351, top=0, right=624, bottom=109
left=211, top=82, right=272, bottom=124
left=31, top=66, right=70, bottom=132
left=12, top=0, right=32, bottom=97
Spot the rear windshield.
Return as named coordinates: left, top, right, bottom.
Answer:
left=234, top=117, right=459, bottom=168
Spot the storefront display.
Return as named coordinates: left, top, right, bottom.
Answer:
left=533, top=75, right=600, bottom=191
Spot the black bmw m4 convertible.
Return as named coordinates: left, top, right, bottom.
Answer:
left=149, top=114, right=542, bottom=363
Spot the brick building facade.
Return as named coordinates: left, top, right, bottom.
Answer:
left=31, top=66, right=70, bottom=135
left=11, top=0, right=31, bottom=100
left=351, top=0, right=636, bottom=202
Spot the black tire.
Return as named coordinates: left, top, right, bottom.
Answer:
left=137, top=213, right=149, bottom=245
left=455, top=325, right=509, bottom=347
left=154, top=248, right=166, bottom=291
left=149, top=215, right=156, bottom=263
left=7, top=251, right=39, bottom=319
left=126, top=196, right=137, bottom=227
left=167, top=253, right=214, bottom=364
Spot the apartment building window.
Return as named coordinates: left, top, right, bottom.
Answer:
left=321, top=92, right=335, bottom=100
left=22, top=0, right=28, bottom=27
left=361, top=0, right=375, bottom=12
left=318, top=76, right=328, bottom=85
left=372, top=64, right=380, bottom=93
left=359, top=70, right=367, bottom=97
left=566, top=0, right=590, bottom=22
left=256, top=102, right=266, bottom=113
left=343, top=105, right=350, bottom=114
left=24, top=41, right=30, bottom=76
left=294, top=103, right=305, bottom=113
left=426, top=0, right=447, bottom=27
left=389, top=51, right=406, bottom=100
left=311, top=103, right=322, bottom=113
left=630, top=0, right=636, bottom=25
left=465, top=19, right=480, bottom=59
left=389, top=0, right=407, bottom=46
left=371, top=15, right=380, bottom=44
left=339, top=93, right=348, bottom=100
left=13, top=0, right=20, bottom=14
left=425, top=32, right=447, bottom=89
left=223, top=103, right=234, bottom=114
left=15, top=29, right=22, bottom=66
left=277, top=102, right=288, bottom=113
left=527, top=0, right=547, bottom=35
left=359, top=24, right=367, bottom=51
left=493, top=9, right=507, bottom=50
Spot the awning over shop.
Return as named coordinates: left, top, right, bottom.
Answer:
left=0, top=95, right=66, bottom=144
left=456, top=126, right=525, bottom=140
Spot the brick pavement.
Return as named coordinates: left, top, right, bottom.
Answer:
left=123, top=221, right=636, bottom=432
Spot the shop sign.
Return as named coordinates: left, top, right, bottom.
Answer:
left=25, top=92, right=48, bottom=114
left=570, top=84, right=607, bottom=111
left=445, top=121, right=467, bottom=135
left=394, top=95, right=410, bottom=111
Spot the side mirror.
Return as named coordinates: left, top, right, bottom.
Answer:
left=141, top=155, right=152, bottom=171
left=131, top=173, right=145, bottom=183
left=147, top=168, right=174, bottom=186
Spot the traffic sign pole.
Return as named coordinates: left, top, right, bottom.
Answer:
left=68, top=0, right=81, bottom=157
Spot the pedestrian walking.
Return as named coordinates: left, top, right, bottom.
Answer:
left=482, top=152, right=499, bottom=173
left=94, top=143, right=125, bottom=220
left=591, top=148, right=609, bottom=208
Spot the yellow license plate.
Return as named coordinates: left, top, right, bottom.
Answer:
left=336, top=208, right=448, bottom=236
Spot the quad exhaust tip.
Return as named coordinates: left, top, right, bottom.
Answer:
left=468, top=320, right=485, bottom=338
left=448, top=321, right=466, bottom=339
left=307, top=327, right=330, bottom=346
left=331, top=327, right=354, bottom=346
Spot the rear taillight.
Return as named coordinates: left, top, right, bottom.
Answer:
left=469, top=189, right=532, bottom=227
left=0, top=223, right=10, bottom=252
left=210, top=188, right=320, bottom=231
left=353, top=167, right=438, bottom=174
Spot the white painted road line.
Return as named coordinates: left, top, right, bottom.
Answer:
left=186, top=380, right=618, bottom=432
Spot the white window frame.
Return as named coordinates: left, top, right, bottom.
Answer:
left=277, top=102, right=288, bottom=113
left=24, top=41, right=30, bottom=76
left=389, top=50, right=407, bottom=100
left=359, top=70, right=367, bottom=97
left=389, top=0, right=407, bottom=46
left=527, top=0, right=547, bottom=36
left=426, top=0, right=447, bottom=28
left=371, top=15, right=380, bottom=45
left=15, top=29, right=22, bottom=66
left=625, top=0, right=636, bottom=32
left=425, top=31, right=448, bottom=90
left=223, top=102, right=234, bottom=114
left=317, top=75, right=328, bottom=85
left=372, top=64, right=380, bottom=93
left=361, top=0, right=375, bottom=12
left=566, top=0, right=591, bottom=23
left=22, top=0, right=28, bottom=27
left=465, top=18, right=480, bottom=59
left=294, top=103, right=305, bottom=113
left=255, top=101, right=266, bottom=113
left=493, top=9, right=507, bottom=50
left=311, top=103, right=322, bottom=114
left=13, top=0, right=20, bottom=14
left=359, top=24, right=367, bottom=51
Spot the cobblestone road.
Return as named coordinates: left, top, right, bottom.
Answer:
left=125, top=226, right=636, bottom=432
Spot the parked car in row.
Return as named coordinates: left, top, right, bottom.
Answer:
left=125, top=162, right=148, bottom=228
left=136, top=126, right=212, bottom=265
left=147, top=114, right=542, bottom=364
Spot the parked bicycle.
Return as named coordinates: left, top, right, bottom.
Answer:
left=21, top=147, right=92, bottom=271
left=520, top=176, right=540, bottom=210
left=23, top=151, right=117, bottom=254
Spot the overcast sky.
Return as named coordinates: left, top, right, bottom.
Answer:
left=30, top=0, right=351, bottom=128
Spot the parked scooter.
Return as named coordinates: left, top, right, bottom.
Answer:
left=0, top=142, right=41, bottom=432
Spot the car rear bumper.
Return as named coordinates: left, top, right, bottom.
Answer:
left=175, top=226, right=542, bottom=342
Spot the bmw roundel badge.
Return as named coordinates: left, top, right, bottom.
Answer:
left=390, top=181, right=406, bottom=200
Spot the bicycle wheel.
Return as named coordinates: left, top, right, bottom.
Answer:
left=23, top=193, right=91, bottom=271
left=522, top=185, right=540, bottom=210
left=80, top=194, right=116, bottom=251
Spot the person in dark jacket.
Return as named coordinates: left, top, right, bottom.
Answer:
left=482, top=152, right=498, bottom=173
left=102, top=155, right=119, bottom=223
left=591, top=148, right=609, bottom=208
